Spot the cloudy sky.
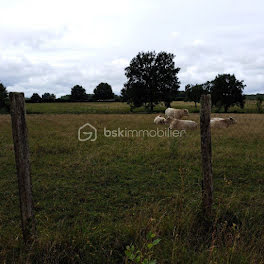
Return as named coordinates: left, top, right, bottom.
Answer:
left=1, top=0, right=263, bottom=97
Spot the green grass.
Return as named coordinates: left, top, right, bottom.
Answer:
left=24, top=100, right=260, bottom=114
left=0, top=113, right=264, bottom=263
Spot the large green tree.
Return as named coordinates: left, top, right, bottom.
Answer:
left=122, top=51, right=180, bottom=111
left=70, top=85, right=87, bottom=101
left=210, top=74, right=246, bottom=112
left=93, top=83, right=114, bottom=100
left=0, top=83, right=8, bottom=108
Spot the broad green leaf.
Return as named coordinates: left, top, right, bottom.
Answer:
left=153, top=239, right=161, bottom=246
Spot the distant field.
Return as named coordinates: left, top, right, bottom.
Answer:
left=0, top=113, right=264, bottom=263
left=25, top=100, right=260, bottom=114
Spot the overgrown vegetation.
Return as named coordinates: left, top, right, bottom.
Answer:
left=0, top=113, right=263, bottom=263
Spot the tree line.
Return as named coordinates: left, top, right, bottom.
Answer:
left=29, top=82, right=119, bottom=103
left=0, top=50, right=263, bottom=113
left=121, top=51, right=248, bottom=113
left=121, top=51, right=262, bottom=112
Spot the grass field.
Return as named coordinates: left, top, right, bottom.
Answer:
left=0, top=112, right=264, bottom=263
left=24, top=100, right=260, bottom=114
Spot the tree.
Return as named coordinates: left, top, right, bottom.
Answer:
left=0, top=83, right=8, bottom=108
left=185, top=84, right=207, bottom=108
left=31, top=93, right=42, bottom=103
left=93, top=83, right=114, bottom=100
left=156, top=52, right=181, bottom=107
left=70, top=85, right=87, bottom=101
left=210, top=74, right=246, bottom=112
left=42, top=93, right=56, bottom=102
left=122, top=51, right=181, bottom=112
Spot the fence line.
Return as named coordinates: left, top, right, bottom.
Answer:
left=8, top=92, right=214, bottom=242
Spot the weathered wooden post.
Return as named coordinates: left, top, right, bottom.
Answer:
left=10, top=92, right=36, bottom=243
left=200, top=94, right=213, bottom=219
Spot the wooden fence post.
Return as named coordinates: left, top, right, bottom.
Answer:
left=9, top=92, right=36, bottom=243
left=200, top=94, right=213, bottom=219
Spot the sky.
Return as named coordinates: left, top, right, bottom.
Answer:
left=0, top=0, right=263, bottom=97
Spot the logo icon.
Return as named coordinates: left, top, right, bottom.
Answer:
left=78, top=123, right=97, bottom=142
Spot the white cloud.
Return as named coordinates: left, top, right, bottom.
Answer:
left=111, top=58, right=130, bottom=68
left=192, top=40, right=205, bottom=46
left=0, top=0, right=264, bottom=96
left=171, top=32, right=180, bottom=38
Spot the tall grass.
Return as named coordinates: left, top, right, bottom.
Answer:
left=0, top=113, right=263, bottom=263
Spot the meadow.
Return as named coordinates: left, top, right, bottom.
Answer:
left=0, top=111, right=264, bottom=263
left=25, top=100, right=260, bottom=114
